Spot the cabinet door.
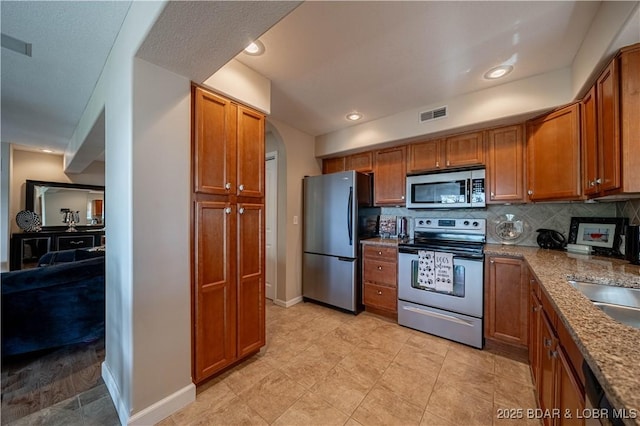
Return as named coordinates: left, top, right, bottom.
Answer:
left=529, top=289, right=542, bottom=386
left=581, top=86, right=599, bottom=196
left=347, top=152, right=373, bottom=173
left=527, top=104, right=582, bottom=201
left=596, top=60, right=621, bottom=193
left=444, top=131, right=484, bottom=168
left=619, top=44, right=640, bottom=193
left=555, top=347, right=585, bottom=426
left=485, top=256, right=528, bottom=347
left=407, top=140, right=441, bottom=173
left=193, top=86, right=237, bottom=195
left=236, top=203, right=265, bottom=358
left=487, top=125, right=525, bottom=203
left=193, top=201, right=236, bottom=383
left=237, top=105, right=265, bottom=198
left=322, top=157, right=346, bottom=174
left=538, top=312, right=558, bottom=426
left=374, top=146, right=406, bottom=206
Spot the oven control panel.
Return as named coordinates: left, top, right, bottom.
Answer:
left=414, top=217, right=486, bottom=232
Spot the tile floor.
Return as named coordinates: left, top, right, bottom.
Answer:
left=6, top=300, right=541, bottom=425
left=158, top=301, right=541, bottom=426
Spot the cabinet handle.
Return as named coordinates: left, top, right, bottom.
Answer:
left=446, top=160, right=450, bottom=167
left=595, top=178, right=602, bottom=184
left=225, top=207, right=232, bottom=214
left=401, top=195, right=405, bottom=200
left=589, top=181, right=596, bottom=187
left=490, top=192, right=495, bottom=198
left=238, top=184, right=244, bottom=192
left=225, top=182, right=231, bottom=190
left=436, top=162, right=440, bottom=168
left=532, top=305, right=541, bottom=312
left=527, top=190, right=533, bottom=195
left=239, top=207, right=245, bottom=215
left=490, top=260, right=495, bottom=264
left=377, top=265, right=383, bottom=270
left=543, top=337, right=552, bottom=348
left=378, top=251, right=382, bottom=255
left=377, top=290, right=383, bottom=295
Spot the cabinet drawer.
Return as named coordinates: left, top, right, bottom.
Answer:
left=363, top=283, right=397, bottom=312
left=57, top=235, right=95, bottom=250
left=363, top=245, right=397, bottom=261
left=363, top=260, right=396, bottom=286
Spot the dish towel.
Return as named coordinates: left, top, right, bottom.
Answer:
left=417, top=250, right=435, bottom=289
left=434, top=251, right=454, bottom=293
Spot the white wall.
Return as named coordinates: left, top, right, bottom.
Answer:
left=268, top=118, right=321, bottom=303
left=1, top=143, right=12, bottom=271
left=131, top=57, right=193, bottom=416
left=203, top=59, right=271, bottom=114
left=316, top=68, right=572, bottom=157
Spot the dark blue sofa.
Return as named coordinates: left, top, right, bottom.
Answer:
left=1, top=253, right=105, bottom=356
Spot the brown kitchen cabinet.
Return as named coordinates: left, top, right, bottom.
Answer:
left=374, top=146, right=406, bottom=206
left=484, top=256, right=528, bottom=348
left=588, top=43, right=640, bottom=199
left=362, top=244, right=398, bottom=318
left=529, top=271, right=584, bottom=426
left=581, top=85, right=600, bottom=197
left=526, top=103, right=582, bottom=201
left=406, top=131, right=484, bottom=174
left=191, top=84, right=266, bottom=383
left=322, top=156, right=346, bottom=174
left=347, top=151, right=374, bottom=173
left=486, top=125, right=525, bottom=203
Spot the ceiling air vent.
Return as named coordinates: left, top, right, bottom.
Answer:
left=420, top=106, right=447, bottom=123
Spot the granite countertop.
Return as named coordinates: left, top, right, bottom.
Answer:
left=485, top=244, right=640, bottom=423
left=360, top=237, right=407, bottom=247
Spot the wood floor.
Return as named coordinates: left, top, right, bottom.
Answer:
left=1, top=337, right=118, bottom=425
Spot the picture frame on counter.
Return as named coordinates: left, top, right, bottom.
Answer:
left=568, top=217, right=628, bottom=257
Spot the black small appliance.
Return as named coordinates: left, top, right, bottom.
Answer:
left=625, top=224, right=640, bottom=265
left=536, top=228, right=566, bottom=250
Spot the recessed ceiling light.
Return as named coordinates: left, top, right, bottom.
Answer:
left=346, top=112, right=363, bottom=121
left=484, top=65, right=513, bottom=80
left=41, top=149, right=53, bottom=153
left=244, top=40, right=265, bottom=56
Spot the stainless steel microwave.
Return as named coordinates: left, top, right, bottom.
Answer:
left=406, top=169, right=486, bottom=209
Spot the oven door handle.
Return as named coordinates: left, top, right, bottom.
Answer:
left=399, top=247, right=483, bottom=261
left=402, top=305, right=476, bottom=327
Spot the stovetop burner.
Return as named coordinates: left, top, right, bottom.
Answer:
left=399, top=217, right=486, bottom=258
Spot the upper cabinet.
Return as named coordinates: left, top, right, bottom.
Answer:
left=347, top=151, right=374, bottom=173
left=582, top=43, right=640, bottom=199
left=374, top=146, right=406, bottom=206
left=407, top=131, right=484, bottom=174
left=192, top=86, right=265, bottom=198
left=486, top=125, right=525, bottom=203
left=322, top=157, right=346, bottom=174
left=526, top=103, right=582, bottom=202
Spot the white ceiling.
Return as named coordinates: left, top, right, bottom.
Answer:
left=1, top=0, right=131, bottom=154
left=1, top=1, right=637, bottom=161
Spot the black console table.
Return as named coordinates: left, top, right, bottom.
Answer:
left=10, top=230, right=105, bottom=271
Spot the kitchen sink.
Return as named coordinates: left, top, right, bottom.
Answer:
left=568, top=280, right=640, bottom=329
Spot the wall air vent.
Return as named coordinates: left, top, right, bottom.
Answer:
left=420, top=106, right=447, bottom=123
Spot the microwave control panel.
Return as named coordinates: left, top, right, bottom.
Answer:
left=471, top=178, right=485, bottom=203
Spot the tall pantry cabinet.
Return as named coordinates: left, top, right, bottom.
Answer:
left=191, top=84, right=266, bottom=383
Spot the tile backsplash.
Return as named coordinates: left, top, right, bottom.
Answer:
left=377, top=202, right=617, bottom=247
left=617, top=199, right=640, bottom=225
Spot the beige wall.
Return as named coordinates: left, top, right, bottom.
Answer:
left=9, top=150, right=105, bottom=234
left=269, top=118, right=321, bottom=304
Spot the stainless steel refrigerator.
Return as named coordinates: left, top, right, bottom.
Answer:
left=302, top=171, right=372, bottom=313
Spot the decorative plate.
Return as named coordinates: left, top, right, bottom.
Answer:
left=15, top=210, right=41, bottom=232
left=491, top=213, right=529, bottom=244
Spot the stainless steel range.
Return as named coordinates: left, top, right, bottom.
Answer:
left=398, top=217, right=486, bottom=348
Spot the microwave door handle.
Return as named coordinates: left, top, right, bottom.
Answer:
left=466, top=178, right=471, bottom=204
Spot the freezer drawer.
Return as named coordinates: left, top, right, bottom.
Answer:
left=398, top=300, right=483, bottom=348
left=302, top=252, right=357, bottom=312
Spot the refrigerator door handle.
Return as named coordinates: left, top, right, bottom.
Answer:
left=347, top=186, right=353, bottom=245
left=338, top=257, right=355, bottom=262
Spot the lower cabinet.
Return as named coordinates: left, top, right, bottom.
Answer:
left=484, top=256, right=528, bottom=348
left=192, top=201, right=265, bottom=383
left=362, top=243, right=398, bottom=318
left=529, top=272, right=585, bottom=426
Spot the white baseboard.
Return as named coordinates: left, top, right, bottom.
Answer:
left=102, top=361, right=196, bottom=426
left=274, top=296, right=303, bottom=308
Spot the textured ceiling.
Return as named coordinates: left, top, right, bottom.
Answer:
left=1, top=0, right=131, bottom=153
left=235, top=1, right=603, bottom=137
